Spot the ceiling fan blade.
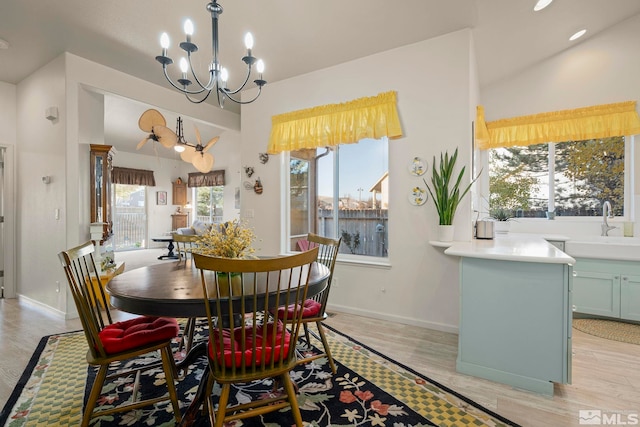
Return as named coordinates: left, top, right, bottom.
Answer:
left=153, top=125, right=177, bottom=148
left=193, top=125, right=202, bottom=146
left=180, top=145, right=196, bottom=162
left=202, top=136, right=220, bottom=152
left=138, top=109, right=166, bottom=132
left=192, top=152, right=214, bottom=173
left=136, top=135, right=150, bottom=150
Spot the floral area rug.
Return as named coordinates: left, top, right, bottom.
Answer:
left=1, top=321, right=520, bottom=427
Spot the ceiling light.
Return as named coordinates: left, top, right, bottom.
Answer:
left=155, top=1, right=267, bottom=108
left=569, top=29, right=587, bottom=41
left=0, top=38, right=9, bottom=49
left=533, top=0, right=553, bottom=12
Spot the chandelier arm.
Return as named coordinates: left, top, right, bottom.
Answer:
left=185, top=89, right=214, bottom=104
left=186, top=53, right=217, bottom=91
left=220, top=65, right=253, bottom=96
left=162, top=66, right=211, bottom=96
left=218, top=85, right=263, bottom=105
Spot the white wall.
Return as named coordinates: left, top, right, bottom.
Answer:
left=241, top=29, right=477, bottom=332
left=482, top=14, right=640, bottom=238
left=16, top=55, right=67, bottom=311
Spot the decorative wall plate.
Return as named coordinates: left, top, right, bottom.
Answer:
left=409, top=186, right=428, bottom=206
left=409, top=157, right=427, bottom=176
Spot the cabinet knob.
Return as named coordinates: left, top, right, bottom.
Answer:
left=572, top=271, right=577, bottom=277
left=572, top=305, right=577, bottom=312
left=622, top=276, right=628, bottom=281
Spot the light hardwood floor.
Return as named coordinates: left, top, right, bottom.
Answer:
left=2, top=249, right=639, bottom=426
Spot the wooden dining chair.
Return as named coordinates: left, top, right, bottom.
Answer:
left=172, top=232, right=201, bottom=353
left=277, top=233, right=341, bottom=374
left=172, top=232, right=199, bottom=262
left=58, top=241, right=182, bottom=426
left=193, top=247, right=319, bottom=427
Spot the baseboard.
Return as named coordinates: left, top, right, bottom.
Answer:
left=327, top=303, right=459, bottom=335
left=17, top=294, right=67, bottom=319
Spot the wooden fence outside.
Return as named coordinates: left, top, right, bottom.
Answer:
left=318, top=208, right=388, bottom=257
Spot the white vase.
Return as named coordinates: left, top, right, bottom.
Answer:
left=438, top=225, right=455, bottom=242
left=495, top=221, right=511, bottom=234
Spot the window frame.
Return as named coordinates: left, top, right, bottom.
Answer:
left=476, top=135, right=635, bottom=222
left=283, top=140, right=391, bottom=266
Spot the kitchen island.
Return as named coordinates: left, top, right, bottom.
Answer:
left=445, top=234, right=575, bottom=395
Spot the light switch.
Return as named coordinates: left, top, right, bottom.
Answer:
left=55, top=208, right=60, bottom=220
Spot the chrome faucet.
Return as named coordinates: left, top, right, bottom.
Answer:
left=601, top=201, right=617, bottom=236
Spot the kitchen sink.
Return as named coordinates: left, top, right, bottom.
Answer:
left=564, top=236, right=640, bottom=260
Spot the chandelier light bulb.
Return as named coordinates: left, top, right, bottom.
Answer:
left=256, top=59, right=265, bottom=74
left=220, top=67, right=229, bottom=83
left=160, top=32, right=170, bottom=49
left=244, top=32, right=254, bottom=50
left=179, top=58, right=189, bottom=73
left=184, top=19, right=194, bottom=36
left=174, top=145, right=186, bottom=153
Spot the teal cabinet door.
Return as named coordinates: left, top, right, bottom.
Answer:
left=573, top=270, right=620, bottom=317
left=621, top=275, right=640, bottom=321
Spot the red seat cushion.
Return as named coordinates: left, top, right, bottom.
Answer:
left=98, top=316, right=179, bottom=354
left=276, top=299, right=322, bottom=320
left=209, top=321, right=291, bottom=367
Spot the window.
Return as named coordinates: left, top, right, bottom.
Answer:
left=192, top=186, right=224, bottom=224
left=113, top=184, right=147, bottom=250
left=289, top=137, right=389, bottom=259
left=488, top=136, right=627, bottom=218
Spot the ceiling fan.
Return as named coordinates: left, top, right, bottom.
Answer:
left=136, top=109, right=219, bottom=173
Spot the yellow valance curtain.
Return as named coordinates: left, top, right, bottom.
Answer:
left=475, top=101, right=640, bottom=150
left=267, top=91, right=403, bottom=154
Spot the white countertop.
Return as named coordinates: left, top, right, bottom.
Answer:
left=444, top=233, right=575, bottom=264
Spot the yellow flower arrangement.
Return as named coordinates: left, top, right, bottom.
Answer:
left=193, top=219, right=256, bottom=259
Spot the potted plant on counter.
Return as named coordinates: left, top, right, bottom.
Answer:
left=424, top=148, right=479, bottom=242
left=490, top=207, right=514, bottom=234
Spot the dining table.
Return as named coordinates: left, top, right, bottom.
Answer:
left=105, top=257, right=330, bottom=427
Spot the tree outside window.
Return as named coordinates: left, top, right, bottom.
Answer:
left=489, top=136, right=625, bottom=218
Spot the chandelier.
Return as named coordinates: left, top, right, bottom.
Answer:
left=155, top=1, right=267, bottom=107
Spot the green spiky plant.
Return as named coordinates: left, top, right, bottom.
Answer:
left=424, top=148, right=480, bottom=225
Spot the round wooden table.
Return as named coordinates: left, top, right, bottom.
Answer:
left=106, top=259, right=329, bottom=318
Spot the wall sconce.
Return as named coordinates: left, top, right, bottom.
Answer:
left=45, top=107, right=58, bottom=121
left=42, top=176, right=51, bottom=184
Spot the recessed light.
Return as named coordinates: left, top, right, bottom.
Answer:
left=533, top=0, right=553, bottom=12
left=0, top=38, right=9, bottom=49
left=569, top=29, right=587, bottom=41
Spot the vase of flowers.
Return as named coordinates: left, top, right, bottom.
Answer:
left=193, top=219, right=257, bottom=297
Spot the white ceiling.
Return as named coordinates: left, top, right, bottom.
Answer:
left=2, top=0, right=639, bottom=157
